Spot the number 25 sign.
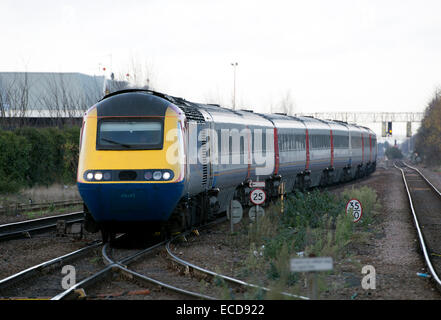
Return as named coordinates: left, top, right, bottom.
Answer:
left=250, top=188, right=266, bottom=205
left=346, top=199, right=363, bottom=223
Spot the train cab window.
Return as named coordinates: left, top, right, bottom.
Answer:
left=97, top=119, right=164, bottom=150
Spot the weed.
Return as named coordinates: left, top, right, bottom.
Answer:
left=341, top=186, right=381, bottom=229
left=240, top=186, right=380, bottom=299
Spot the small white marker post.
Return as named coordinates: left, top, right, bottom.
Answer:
left=279, top=181, right=285, bottom=214
left=228, top=199, right=243, bottom=233
left=230, top=199, right=233, bottom=233
left=255, top=176, right=260, bottom=224
left=290, top=257, right=333, bottom=299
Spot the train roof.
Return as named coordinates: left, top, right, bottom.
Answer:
left=99, top=89, right=376, bottom=137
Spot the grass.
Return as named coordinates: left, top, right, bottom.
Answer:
left=0, top=183, right=80, bottom=205
left=20, top=204, right=83, bottom=219
left=227, top=186, right=381, bottom=299
left=0, top=183, right=81, bottom=218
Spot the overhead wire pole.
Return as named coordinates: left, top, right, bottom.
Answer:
left=231, top=62, right=238, bottom=110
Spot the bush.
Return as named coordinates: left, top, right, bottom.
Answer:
left=341, top=186, right=381, bottom=227
left=415, top=90, right=441, bottom=165
left=0, top=131, right=31, bottom=193
left=61, top=127, right=81, bottom=183
left=0, top=127, right=80, bottom=193
left=385, top=145, right=403, bottom=159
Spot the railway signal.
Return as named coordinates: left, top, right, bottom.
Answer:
left=382, top=121, right=393, bottom=137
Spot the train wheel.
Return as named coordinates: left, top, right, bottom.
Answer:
left=83, top=205, right=99, bottom=233
left=101, top=229, right=116, bottom=244
left=160, top=225, right=171, bottom=241
left=181, top=208, right=193, bottom=231
left=109, top=232, right=116, bottom=244
left=101, top=229, right=109, bottom=243
left=198, top=194, right=209, bottom=226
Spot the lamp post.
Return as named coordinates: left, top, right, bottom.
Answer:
left=231, top=62, right=238, bottom=110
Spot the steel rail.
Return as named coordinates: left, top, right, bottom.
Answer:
left=50, top=265, right=114, bottom=300
left=53, top=217, right=308, bottom=300
left=0, top=211, right=84, bottom=241
left=402, top=162, right=441, bottom=198
left=394, top=161, right=441, bottom=287
left=102, top=243, right=215, bottom=300
left=166, top=235, right=310, bottom=300
left=53, top=232, right=216, bottom=300
left=0, top=240, right=102, bottom=292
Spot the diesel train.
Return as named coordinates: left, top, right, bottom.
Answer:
left=77, top=89, right=377, bottom=241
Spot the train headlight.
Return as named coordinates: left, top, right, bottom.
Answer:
left=144, top=171, right=152, bottom=180
left=162, top=171, right=171, bottom=180
left=86, top=172, right=94, bottom=180
left=153, top=171, right=162, bottom=180
left=94, top=172, right=103, bottom=181
left=103, top=172, right=112, bottom=180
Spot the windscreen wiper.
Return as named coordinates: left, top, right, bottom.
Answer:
left=101, top=138, right=131, bottom=148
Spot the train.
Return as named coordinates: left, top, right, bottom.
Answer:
left=77, top=89, right=377, bottom=242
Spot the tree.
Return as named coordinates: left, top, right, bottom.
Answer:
left=0, top=72, right=31, bottom=126
left=122, top=55, right=155, bottom=90
left=415, top=90, right=441, bottom=165
left=275, top=91, right=296, bottom=115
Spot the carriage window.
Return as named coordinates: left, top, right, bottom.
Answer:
left=352, top=135, right=362, bottom=148
left=97, top=120, right=163, bottom=150
left=310, top=134, right=330, bottom=150
left=334, top=135, right=349, bottom=148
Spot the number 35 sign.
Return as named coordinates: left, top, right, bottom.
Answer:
left=346, top=199, right=363, bottom=223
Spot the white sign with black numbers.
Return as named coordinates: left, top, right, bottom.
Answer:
left=227, top=200, right=243, bottom=225
left=346, top=198, right=363, bottom=223
left=249, top=205, right=265, bottom=222
left=250, top=188, right=266, bottom=205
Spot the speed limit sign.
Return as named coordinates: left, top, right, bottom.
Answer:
left=250, top=188, right=266, bottom=205
left=346, top=199, right=363, bottom=223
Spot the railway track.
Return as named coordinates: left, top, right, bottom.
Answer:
left=166, top=231, right=309, bottom=300
left=1, top=217, right=309, bottom=300
left=0, top=228, right=220, bottom=300
left=394, top=161, right=441, bottom=289
left=0, top=211, right=84, bottom=241
left=53, top=220, right=230, bottom=300
left=55, top=219, right=308, bottom=300
left=0, top=240, right=102, bottom=299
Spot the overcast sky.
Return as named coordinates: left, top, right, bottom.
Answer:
left=1, top=0, right=441, bottom=115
